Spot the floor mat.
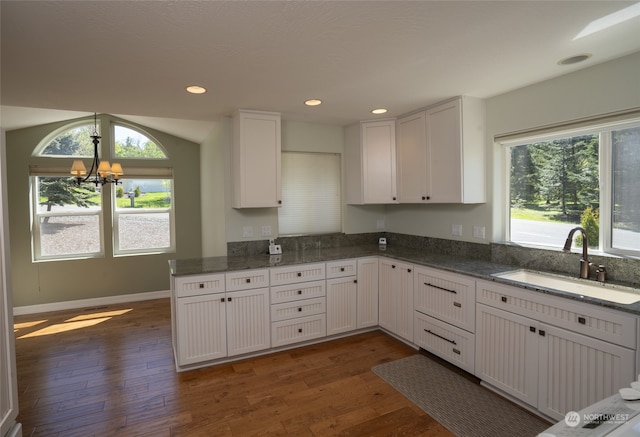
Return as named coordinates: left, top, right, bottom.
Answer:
left=372, top=354, right=551, bottom=437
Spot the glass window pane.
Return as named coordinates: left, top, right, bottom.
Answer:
left=612, top=126, right=640, bottom=251
left=115, top=179, right=172, bottom=210
left=34, top=176, right=102, bottom=259
left=117, top=213, right=170, bottom=251
left=114, top=125, right=167, bottom=159
left=509, top=135, right=599, bottom=249
left=39, top=124, right=97, bottom=157
left=39, top=215, right=101, bottom=257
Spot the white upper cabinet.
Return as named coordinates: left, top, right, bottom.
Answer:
left=396, top=111, right=428, bottom=203
left=232, top=110, right=281, bottom=208
left=345, top=119, right=397, bottom=204
left=395, top=96, right=486, bottom=204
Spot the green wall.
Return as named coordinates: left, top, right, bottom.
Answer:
left=6, top=115, right=202, bottom=307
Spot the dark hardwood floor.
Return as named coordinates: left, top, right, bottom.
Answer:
left=13, top=298, right=453, bottom=436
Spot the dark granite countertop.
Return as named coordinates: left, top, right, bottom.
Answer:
left=169, top=245, right=640, bottom=316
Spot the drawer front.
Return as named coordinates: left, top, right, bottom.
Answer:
left=271, top=314, right=326, bottom=347
left=477, top=279, right=637, bottom=348
left=414, top=311, right=475, bottom=374
left=270, top=280, right=326, bottom=304
left=271, top=297, right=326, bottom=322
left=270, top=263, right=326, bottom=286
left=326, top=259, right=358, bottom=279
left=414, top=266, right=476, bottom=333
left=225, top=269, right=270, bottom=291
left=174, top=273, right=225, bottom=298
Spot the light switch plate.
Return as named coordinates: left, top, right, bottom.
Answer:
left=451, top=224, right=463, bottom=236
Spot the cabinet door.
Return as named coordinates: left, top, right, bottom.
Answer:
left=538, top=323, right=635, bottom=421
left=378, top=258, right=398, bottom=333
left=395, top=262, right=414, bottom=342
left=378, top=258, right=414, bottom=342
left=426, top=99, right=462, bottom=203
left=362, top=120, right=397, bottom=204
left=226, top=287, right=271, bottom=357
left=475, top=303, right=539, bottom=407
left=357, top=257, right=379, bottom=328
left=232, top=110, right=281, bottom=208
left=326, top=277, right=358, bottom=335
left=397, top=111, right=428, bottom=203
left=177, top=294, right=227, bottom=366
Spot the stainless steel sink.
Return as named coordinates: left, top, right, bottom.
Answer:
left=492, top=269, right=640, bottom=304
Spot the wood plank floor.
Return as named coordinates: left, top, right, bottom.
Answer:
left=13, top=298, right=454, bottom=436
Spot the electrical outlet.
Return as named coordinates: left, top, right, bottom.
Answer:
left=451, top=224, right=463, bottom=236
left=261, top=225, right=272, bottom=237
left=242, top=226, right=253, bottom=238
left=473, top=226, right=486, bottom=239
left=376, top=219, right=385, bottom=229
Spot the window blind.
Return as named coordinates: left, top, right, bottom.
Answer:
left=278, top=152, right=341, bottom=235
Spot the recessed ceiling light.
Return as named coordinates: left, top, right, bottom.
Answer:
left=305, top=99, right=322, bottom=106
left=186, top=85, right=207, bottom=94
left=371, top=108, right=388, bottom=115
left=557, top=54, right=592, bottom=66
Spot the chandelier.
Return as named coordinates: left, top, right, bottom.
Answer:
left=70, top=113, right=123, bottom=185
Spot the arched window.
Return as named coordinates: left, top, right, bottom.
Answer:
left=113, top=124, right=168, bottom=159
left=36, top=122, right=98, bottom=157
left=30, top=115, right=175, bottom=261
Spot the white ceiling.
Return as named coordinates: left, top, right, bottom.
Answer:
left=2, top=1, right=640, bottom=144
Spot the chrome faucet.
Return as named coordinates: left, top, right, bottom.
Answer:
left=562, top=226, right=592, bottom=279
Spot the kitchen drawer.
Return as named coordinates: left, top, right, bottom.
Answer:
left=476, top=279, right=637, bottom=348
left=174, top=273, right=225, bottom=298
left=271, top=297, right=326, bottom=322
left=270, top=263, right=325, bottom=286
left=414, top=266, right=476, bottom=333
left=270, top=280, right=326, bottom=304
left=226, top=269, right=270, bottom=291
left=326, top=259, right=357, bottom=279
left=414, top=311, right=475, bottom=374
left=271, top=314, right=326, bottom=347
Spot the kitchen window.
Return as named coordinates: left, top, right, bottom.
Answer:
left=30, top=116, right=174, bottom=261
left=278, top=152, right=341, bottom=235
left=503, top=115, right=640, bottom=257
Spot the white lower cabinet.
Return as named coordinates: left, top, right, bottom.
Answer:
left=172, top=270, right=270, bottom=369
left=226, top=287, right=271, bottom=357
left=414, top=311, right=475, bottom=374
left=476, top=288, right=636, bottom=421
left=357, top=257, right=379, bottom=328
left=413, top=266, right=476, bottom=373
left=326, top=259, right=358, bottom=335
left=379, top=258, right=414, bottom=342
left=475, top=303, right=540, bottom=407
left=270, top=263, right=327, bottom=347
left=176, top=293, right=227, bottom=366
left=326, top=276, right=358, bottom=335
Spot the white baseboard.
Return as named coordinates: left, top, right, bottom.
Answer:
left=13, top=290, right=170, bottom=316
